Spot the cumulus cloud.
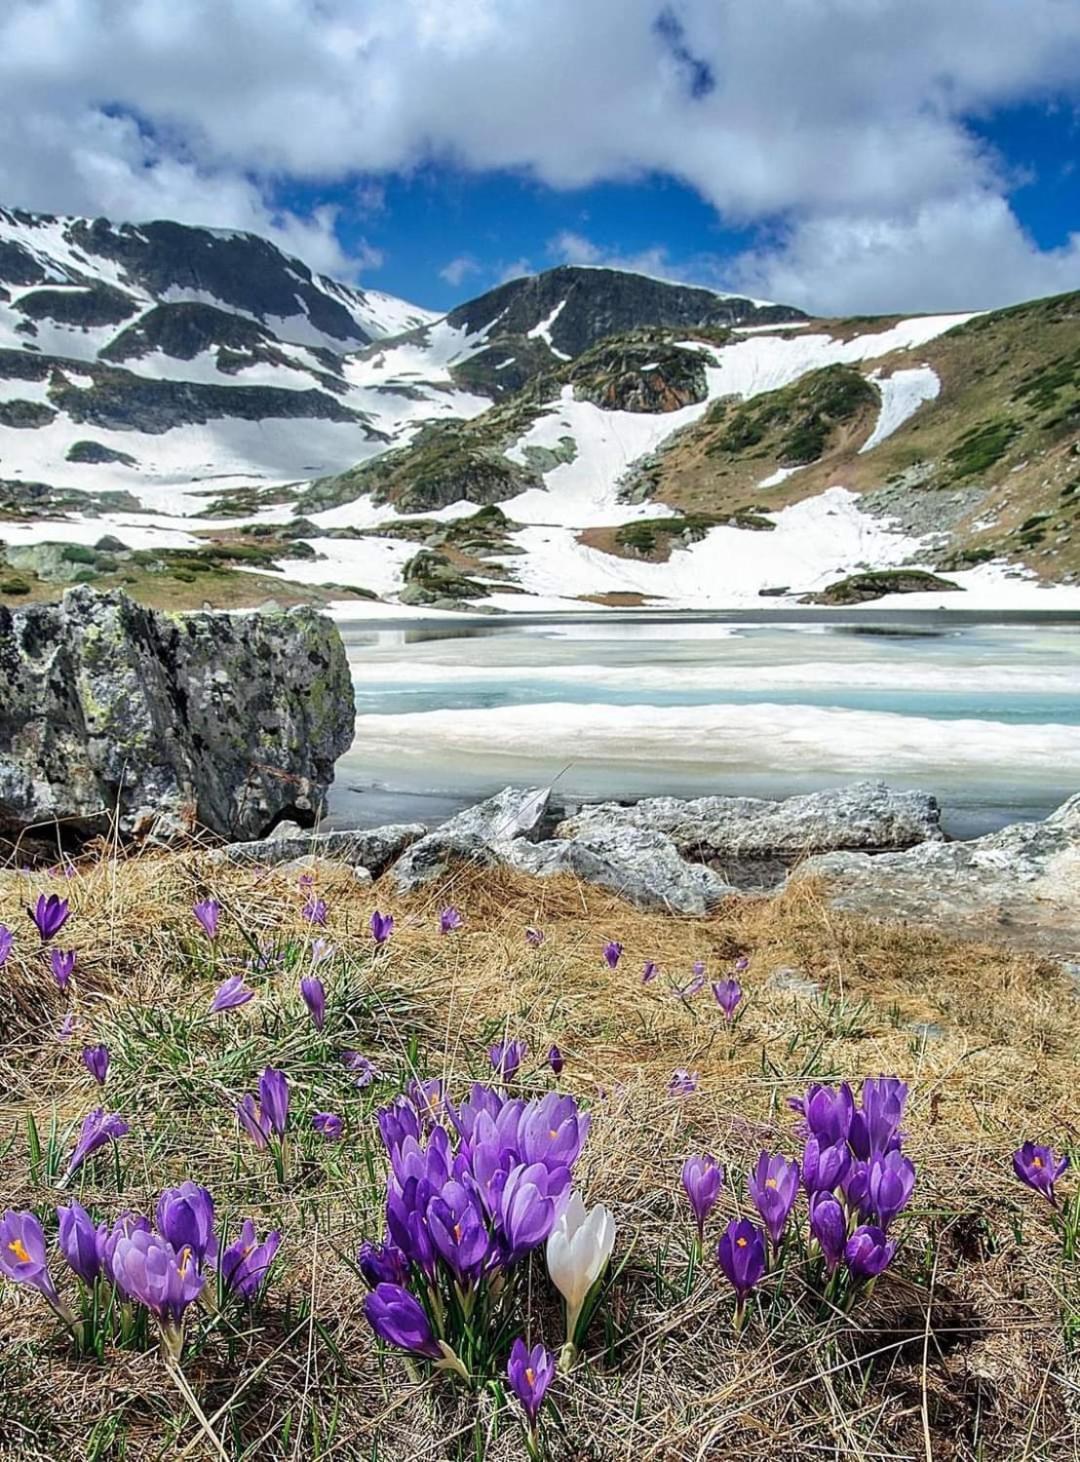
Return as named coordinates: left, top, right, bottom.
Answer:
left=1, top=0, right=1079, bottom=308
left=439, top=254, right=482, bottom=287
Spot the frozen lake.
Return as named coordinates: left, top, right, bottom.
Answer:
left=331, top=610, right=1080, bottom=838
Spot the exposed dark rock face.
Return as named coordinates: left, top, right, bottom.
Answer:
left=16, top=283, right=140, bottom=328
left=0, top=586, right=355, bottom=849
left=568, top=339, right=709, bottom=413
left=65, top=440, right=139, bottom=467
left=445, top=266, right=805, bottom=360
left=64, top=215, right=372, bottom=346
left=0, top=400, right=55, bottom=428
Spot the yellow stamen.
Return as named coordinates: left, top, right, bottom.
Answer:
left=549, top=1129, right=559, bottom=1139
left=1032, top=1156, right=1044, bottom=1168
left=525, top=1367, right=535, bottom=1385
left=453, top=1222, right=462, bottom=1242
left=765, top=1178, right=778, bottom=1189
left=7, top=1238, right=30, bottom=1264
left=736, top=1236, right=748, bottom=1248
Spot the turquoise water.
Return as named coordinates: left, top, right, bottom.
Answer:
left=334, top=611, right=1080, bottom=836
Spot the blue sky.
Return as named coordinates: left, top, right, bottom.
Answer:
left=3, top=0, right=1080, bottom=316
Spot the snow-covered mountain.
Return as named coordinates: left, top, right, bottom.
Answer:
left=2, top=206, right=1078, bottom=612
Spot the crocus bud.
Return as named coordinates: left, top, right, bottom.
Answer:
left=545, top=1192, right=615, bottom=1348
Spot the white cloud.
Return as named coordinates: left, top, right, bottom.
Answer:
left=1, top=0, right=1079, bottom=309
left=439, top=254, right=482, bottom=286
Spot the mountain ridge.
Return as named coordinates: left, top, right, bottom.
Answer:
left=1, top=203, right=1077, bottom=612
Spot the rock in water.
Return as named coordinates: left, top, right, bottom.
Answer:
left=0, top=586, right=354, bottom=845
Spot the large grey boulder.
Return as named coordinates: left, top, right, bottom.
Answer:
left=438, top=785, right=552, bottom=844
left=390, top=831, right=504, bottom=891
left=0, top=586, right=355, bottom=845
left=795, top=793, right=1080, bottom=955
left=504, top=826, right=734, bottom=914
left=557, top=781, right=942, bottom=886
left=210, top=822, right=425, bottom=876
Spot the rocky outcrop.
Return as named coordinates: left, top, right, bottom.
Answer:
left=795, top=794, right=1080, bottom=956
left=0, top=586, right=355, bottom=849
left=390, top=783, right=942, bottom=914
left=556, top=781, right=943, bottom=888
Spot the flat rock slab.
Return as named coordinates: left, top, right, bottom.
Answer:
left=211, top=823, right=425, bottom=878
left=796, top=794, right=1080, bottom=958
left=557, top=780, right=942, bottom=887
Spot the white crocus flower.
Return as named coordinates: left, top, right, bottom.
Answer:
left=546, top=1192, right=616, bottom=1353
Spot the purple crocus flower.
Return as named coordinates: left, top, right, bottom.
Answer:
left=507, top=1337, right=555, bottom=1427
left=357, top=1239, right=409, bottom=1289
left=98, top=1212, right=151, bottom=1286
left=313, top=1111, right=343, bottom=1140
left=733, top=955, right=749, bottom=972
left=439, top=907, right=463, bottom=934
left=845, top=1224, right=896, bottom=1281
left=717, top=1217, right=767, bottom=1316
left=156, top=1183, right=216, bottom=1264
left=850, top=1077, right=907, bottom=1161
left=490, top=1040, right=527, bottom=1082
left=210, top=975, right=254, bottom=1013
left=302, top=897, right=328, bottom=926
left=65, top=1108, right=129, bottom=1179
left=0, top=926, right=12, bottom=965
left=192, top=899, right=221, bottom=940
left=219, top=1220, right=281, bottom=1300
left=236, top=1095, right=272, bottom=1151
left=642, top=960, right=658, bottom=984
left=110, top=1229, right=204, bottom=1352
left=0, top=1210, right=61, bottom=1306
left=679, top=973, right=705, bottom=999
left=1012, top=1142, right=1069, bottom=1206
left=602, top=941, right=623, bottom=969
left=808, top=1191, right=847, bottom=1273
left=681, top=1155, right=723, bottom=1240
left=29, top=893, right=70, bottom=942
left=547, top=1045, right=564, bottom=1076
left=50, top=948, right=76, bottom=991
left=748, top=1152, right=800, bottom=1247
left=363, top=1282, right=442, bottom=1359
left=668, top=1069, right=699, bottom=1097
left=428, top=1181, right=493, bottom=1283
left=518, top=1093, right=591, bottom=1172
left=300, top=975, right=327, bottom=1031
left=407, top=1077, right=444, bottom=1124
left=57, top=1201, right=103, bottom=1286
left=57, top=1011, right=76, bottom=1041
left=525, top=927, right=545, bottom=947
left=802, top=1136, right=851, bottom=1195
left=342, top=1050, right=381, bottom=1088
left=867, top=1151, right=916, bottom=1229
left=258, top=1067, right=289, bottom=1137
left=82, top=1044, right=109, bottom=1086
left=311, top=938, right=334, bottom=965
left=795, top=1082, right=855, bottom=1146
left=370, top=910, right=394, bottom=945
left=712, top=978, right=742, bottom=1020
left=498, top=1162, right=568, bottom=1262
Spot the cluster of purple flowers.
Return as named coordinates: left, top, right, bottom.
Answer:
left=682, top=1076, right=915, bottom=1325
left=0, top=1184, right=278, bottom=1359
left=360, top=1080, right=591, bottom=1380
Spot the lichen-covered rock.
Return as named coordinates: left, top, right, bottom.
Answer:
left=438, top=786, right=552, bottom=844
left=0, top=586, right=355, bottom=846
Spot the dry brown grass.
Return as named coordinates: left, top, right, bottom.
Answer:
left=1, top=847, right=1078, bottom=1461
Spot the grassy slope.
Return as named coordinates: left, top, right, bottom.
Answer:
left=648, top=292, right=1080, bottom=581
left=1, top=850, right=1077, bottom=1459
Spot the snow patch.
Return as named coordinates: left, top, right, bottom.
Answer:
left=860, top=366, right=940, bottom=453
